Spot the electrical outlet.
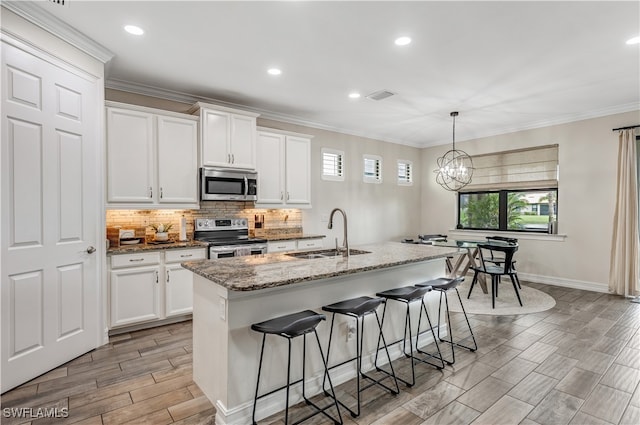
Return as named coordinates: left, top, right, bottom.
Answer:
left=346, top=324, right=356, bottom=341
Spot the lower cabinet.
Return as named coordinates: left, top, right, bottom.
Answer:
left=109, top=248, right=206, bottom=329
left=267, top=238, right=324, bottom=253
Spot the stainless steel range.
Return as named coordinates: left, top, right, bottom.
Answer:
left=194, top=218, right=267, bottom=259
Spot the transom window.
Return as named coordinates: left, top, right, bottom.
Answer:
left=363, top=154, right=382, bottom=183
left=397, top=160, right=413, bottom=185
left=321, top=148, right=344, bottom=181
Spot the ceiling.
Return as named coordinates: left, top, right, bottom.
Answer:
left=9, top=1, right=640, bottom=147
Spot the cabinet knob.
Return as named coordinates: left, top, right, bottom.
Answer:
left=149, top=186, right=153, bottom=198
left=166, top=270, right=170, bottom=283
left=160, top=187, right=163, bottom=199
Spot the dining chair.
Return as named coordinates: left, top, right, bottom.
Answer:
left=468, top=242, right=522, bottom=309
left=484, top=236, right=521, bottom=289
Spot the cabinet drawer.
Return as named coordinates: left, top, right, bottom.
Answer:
left=267, top=240, right=297, bottom=253
left=165, top=248, right=207, bottom=263
left=111, top=252, right=161, bottom=268
left=296, top=239, right=324, bottom=251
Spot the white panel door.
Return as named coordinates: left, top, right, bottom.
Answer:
left=1, top=40, right=101, bottom=392
left=106, top=107, right=154, bottom=203
left=285, top=136, right=311, bottom=204
left=256, top=132, right=285, bottom=204
left=157, top=115, right=198, bottom=203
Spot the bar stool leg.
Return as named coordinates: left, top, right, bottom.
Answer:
left=322, top=313, right=337, bottom=394
left=453, top=288, right=478, bottom=352
left=414, top=299, right=446, bottom=370
left=285, top=338, right=292, bottom=425
left=252, top=334, right=267, bottom=425
left=373, top=303, right=401, bottom=391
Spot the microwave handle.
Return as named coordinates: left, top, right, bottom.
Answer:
left=244, top=176, right=248, bottom=197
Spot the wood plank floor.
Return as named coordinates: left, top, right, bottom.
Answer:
left=1, top=282, right=639, bottom=425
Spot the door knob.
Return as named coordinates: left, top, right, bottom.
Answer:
left=86, top=246, right=96, bottom=254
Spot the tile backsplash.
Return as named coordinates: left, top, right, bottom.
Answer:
left=106, top=202, right=303, bottom=241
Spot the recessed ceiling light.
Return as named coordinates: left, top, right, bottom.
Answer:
left=395, top=36, right=412, bottom=46
left=124, top=25, right=144, bottom=36
left=627, top=36, right=640, bottom=45
left=348, top=92, right=361, bottom=99
left=267, top=68, right=282, bottom=76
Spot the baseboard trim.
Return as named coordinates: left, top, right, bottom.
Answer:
left=518, top=272, right=608, bottom=293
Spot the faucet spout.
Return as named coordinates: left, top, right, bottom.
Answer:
left=328, top=208, right=349, bottom=257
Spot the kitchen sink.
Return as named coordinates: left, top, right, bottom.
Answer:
left=285, top=248, right=371, bottom=259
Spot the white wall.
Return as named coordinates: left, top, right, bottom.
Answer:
left=258, top=119, right=423, bottom=245
left=421, top=110, right=640, bottom=291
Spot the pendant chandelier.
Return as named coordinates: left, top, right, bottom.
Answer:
left=434, top=111, right=474, bottom=191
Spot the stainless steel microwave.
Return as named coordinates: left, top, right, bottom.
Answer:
left=200, top=167, right=257, bottom=201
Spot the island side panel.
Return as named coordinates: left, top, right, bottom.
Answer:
left=193, top=275, right=230, bottom=415
left=221, top=258, right=445, bottom=423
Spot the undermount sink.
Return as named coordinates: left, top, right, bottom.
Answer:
left=285, top=248, right=371, bottom=259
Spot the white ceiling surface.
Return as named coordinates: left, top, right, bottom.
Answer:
left=30, top=0, right=640, bottom=147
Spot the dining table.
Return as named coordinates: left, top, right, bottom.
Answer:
left=431, top=238, right=515, bottom=294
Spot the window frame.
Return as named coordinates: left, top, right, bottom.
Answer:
left=457, top=188, right=558, bottom=234
left=321, top=148, right=345, bottom=182
left=363, top=154, right=382, bottom=184
left=397, top=159, right=413, bottom=186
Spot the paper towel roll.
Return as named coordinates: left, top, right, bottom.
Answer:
left=179, top=215, right=187, bottom=241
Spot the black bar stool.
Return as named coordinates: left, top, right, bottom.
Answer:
left=321, top=296, right=399, bottom=418
left=415, top=277, right=477, bottom=365
left=374, top=285, right=445, bottom=387
left=251, top=310, right=342, bottom=425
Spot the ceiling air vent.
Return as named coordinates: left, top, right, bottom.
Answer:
left=366, top=90, right=396, bottom=101
left=49, top=0, right=67, bottom=5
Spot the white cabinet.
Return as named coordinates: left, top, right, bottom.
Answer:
left=189, top=102, right=259, bottom=170
left=256, top=128, right=312, bottom=208
left=110, top=252, right=162, bottom=327
left=109, top=248, right=206, bottom=329
left=106, top=102, right=199, bottom=208
left=267, top=238, right=324, bottom=253
left=267, top=240, right=297, bottom=253
left=164, top=248, right=207, bottom=317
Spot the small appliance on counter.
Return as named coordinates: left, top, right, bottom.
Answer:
left=106, top=227, right=145, bottom=247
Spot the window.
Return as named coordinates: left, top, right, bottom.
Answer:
left=458, top=145, right=559, bottom=233
left=321, top=148, right=344, bottom=181
left=397, top=160, right=413, bottom=185
left=458, top=189, right=558, bottom=232
left=363, top=154, right=382, bottom=183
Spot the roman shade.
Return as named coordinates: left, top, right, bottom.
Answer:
left=461, top=144, right=558, bottom=191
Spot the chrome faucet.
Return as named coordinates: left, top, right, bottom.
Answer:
left=328, top=208, right=349, bottom=257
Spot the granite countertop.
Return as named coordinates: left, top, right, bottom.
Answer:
left=107, top=240, right=209, bottom=255
left=182, top=242, right=462, bottom=292
left=261, top=234, right=326, bottom=241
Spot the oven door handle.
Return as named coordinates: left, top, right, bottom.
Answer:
left=244, top=176, right=248, bottom=198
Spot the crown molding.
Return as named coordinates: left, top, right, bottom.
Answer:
left=2, top=1, right=114, bottom=63
left=106, top=78, right=640, bottom=150
left=105, top=78, right=424, bottom=148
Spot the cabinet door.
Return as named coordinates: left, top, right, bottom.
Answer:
left=110, top=266, right=161, bottom=327
left=200, top=108, right=230, bottom=167
left=229, top=114, right=256, bottom=169
left=165, top=264, right=193, bottom=317
left=106, top=108, right=154, bottom=203
left=157, top=115, right=198, bottom=203
left=285, top=136, right=311, bottom=205
left=256, top=132, right=285, bottom=204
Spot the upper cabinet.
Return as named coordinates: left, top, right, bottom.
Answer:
left=188, top=102, right=260, bottom=170
left=256, top=128, right=312, bottom=208
left=106, top=102, right=199, bottom=209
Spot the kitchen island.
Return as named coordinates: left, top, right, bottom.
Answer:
left=182, top=242, right=461, bottom=425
